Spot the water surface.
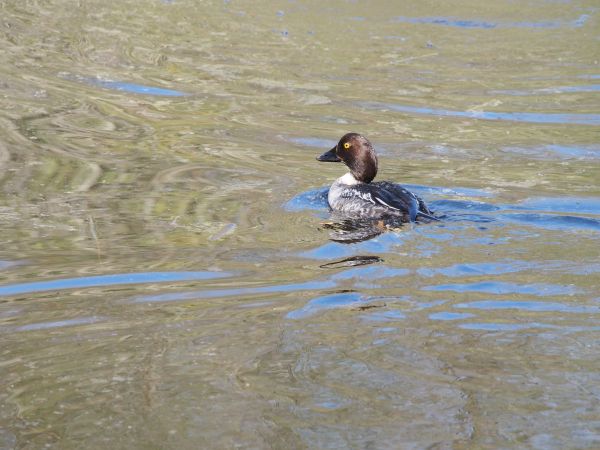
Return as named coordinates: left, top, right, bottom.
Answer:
left=1, top=0, right=599, bottom=448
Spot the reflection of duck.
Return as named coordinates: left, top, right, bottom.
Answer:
left=317, top=133, right=436, bottom=222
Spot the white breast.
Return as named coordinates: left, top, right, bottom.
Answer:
left=338, top=172, right=360, bottom=185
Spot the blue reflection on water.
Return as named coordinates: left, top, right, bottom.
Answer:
left=332, top=265, right=409, bottom=280
left=546, top=145, right=600, bottom=159
left=423, top=281, right=579, bottom=296
left=431, top=199, right=501, bottom=212
left=286, top=292, right=363, bottom=319
left=300, top=232, right=411, bottom=259
left=418, top=261, right=526, bottom=277
left=285, top=184, right=495, bottom=214
left=459, top=322, right=553, bottom=331
left=455, top=300, right=599, bottom=313
left=284, top=188, right=329, bottom=212
left=393, top=16, right=497, bottom=29
left=291, top=182, right=600, bottom=247
left=492, top=85, right=600, bottom=95
left=0, top=271, right=230, bottom=297
left=429, top=312, right=475, bottom=321
left=458, top=323, right=600, bottom=332
left=0, top=260, right=22, bottom=270
left=392, top=14, right=590, bottom=29
left=428, top=200, right=498, bottom=224
left=502, top=213, right=600, bottom=231
left=516, top=197, right=600, bottom=215
left=360, top=102, right=600, bottom=126
left=403, top=184, right=495, bottom=198
left=363, top=310, right=407, bottom=322
left=500, top=196, right=600, bottom=231
left=15, top=316, right=104, bottom=332
left=331, top=266, right=409, bottom=288
left=60, top=73, right=188, bottom=96
left=420, top=260, right=600, bottom=277
left=288, top=137, right=338, bottom=148
left=90, top=80, right=187, bottom=96
left=502, top=145, right=600, bottom=160
left=131, top=280, right=336, bottom=303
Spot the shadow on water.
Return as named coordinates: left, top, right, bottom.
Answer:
left=319, top=217, right=389, bottom=243
left=285, top=187, right=407, bottom=243
left=319, top=255, right=384, bottom=269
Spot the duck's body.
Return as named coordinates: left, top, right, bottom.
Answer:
left=317, top=133, right=435, bottom=222
left=328, top=176, right=429, bottom=222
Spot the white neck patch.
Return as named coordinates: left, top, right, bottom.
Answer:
left=338, top=172, right=361, bottom=185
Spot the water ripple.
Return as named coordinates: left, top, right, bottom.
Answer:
left=492, top=85, right=600, bottom=95
left=501, top=145, right=600, bottom=160
left=459, top=322, right=553, bottom=331
left=14, top=316, right=105, bottom=332
left=332, top=266, right=409, bottom=281
left=403, top=184, right=495, bottom=198
left=0, top=271, right=230, bottom=297
left=300, top=233, right=413, bottom=259
left=284, top=188, right=329, bottom=212
left=455, top=300, right=600, bottom=314
left=391, top=14, right=590, bottom=29
left=418, top=261, right=527, bottom=277
left=501, top=213, right=600, bottom=231
left=62, top=74, right=188, bottom=97
left=0, top=260, right=22, bottom=270
left=287, top=137, right=337, bottom=148
left=286, top=292, right=364, bottom=319
left=516, top=197, right=600, bottom=215
left=429, top=312, right=475, bottom=321
left=131, top=280, right=335, bottom=303
left=359, top=101, right=600, bottom=126
left=423, top=281, right=579, bottom=296
left=90, top=80, right=188, bottom=96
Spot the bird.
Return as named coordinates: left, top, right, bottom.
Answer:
left=317, top=133, right=436, bottom=223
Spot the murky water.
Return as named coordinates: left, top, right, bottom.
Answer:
left=1, top=0, right=599, bottom=448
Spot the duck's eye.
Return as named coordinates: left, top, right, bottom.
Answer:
left=343, top=142, right=351, bottom=149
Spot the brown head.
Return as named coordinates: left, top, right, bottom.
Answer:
left=316, top=133, right=378, bottom=183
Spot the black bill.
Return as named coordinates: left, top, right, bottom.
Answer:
left=316, top=146, right=341, bottom=162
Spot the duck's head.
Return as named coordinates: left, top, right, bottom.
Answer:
left=317, top=133, right=378, bottom=183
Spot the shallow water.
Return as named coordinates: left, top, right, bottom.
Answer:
left=1, top=0, right=599, bottom=448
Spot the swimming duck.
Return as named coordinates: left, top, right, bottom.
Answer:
left=317, top=133, right=436, bottom=222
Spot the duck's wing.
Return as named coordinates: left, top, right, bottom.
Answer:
left=373, top=182, right=438, bottom=221
left=340, top=182, right=417, bottom=219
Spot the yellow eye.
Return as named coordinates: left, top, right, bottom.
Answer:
left=343, top=142, right=351, bottom=149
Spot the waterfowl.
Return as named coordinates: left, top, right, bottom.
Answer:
left=317, top=133, right=435, bottom=222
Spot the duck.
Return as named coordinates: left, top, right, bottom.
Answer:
left=317, top=133, right=436, bottom=222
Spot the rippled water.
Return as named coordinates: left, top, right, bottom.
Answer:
left=1, top=0, right=599, bottom=448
